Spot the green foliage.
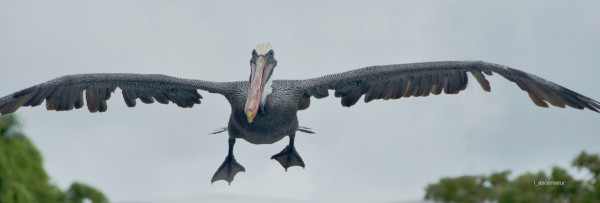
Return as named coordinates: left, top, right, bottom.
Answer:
left=573, top=151, right=600, bottom=178
left=0, top=114, right=108, bottom=203
left=66, top=182, right=108, bottom=203
left=573, top=151, right=600, bottom=201
left=425, top=151, right=600, bottom=203
left=424, top=175, right=489, bottom=203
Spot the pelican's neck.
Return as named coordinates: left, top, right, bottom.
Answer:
left=261, top=77, right=273, bottom=107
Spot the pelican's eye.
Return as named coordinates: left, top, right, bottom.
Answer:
left=268, top=50, right=274, bottom=57
left=252, top=50, right=257, bottom=57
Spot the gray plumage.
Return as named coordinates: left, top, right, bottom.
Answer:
left=1, top=55, right=598, bottom=184
left=0, top=73, right=232, bottom=114
left=3, top=61, right=598, bottom=117
left=297, top=61, right=599, bottom=111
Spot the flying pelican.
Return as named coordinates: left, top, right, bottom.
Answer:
left=1, top=43, right=598, bottom=184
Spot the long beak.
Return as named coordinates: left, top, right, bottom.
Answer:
left=244, top=56, right=272, bottom=123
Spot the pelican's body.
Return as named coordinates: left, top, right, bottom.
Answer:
left=1, top=43, right=599, bottom=184
left=227, top=81, right=302, bottom=144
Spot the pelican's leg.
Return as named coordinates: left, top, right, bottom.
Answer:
left=271, top=133, right=305, bottom=171
left=211, top=138, right=245, bottom=185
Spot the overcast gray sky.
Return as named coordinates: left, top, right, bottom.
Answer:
left=1, top=1, right=599, bottom=202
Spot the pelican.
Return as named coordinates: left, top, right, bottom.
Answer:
left=1, top=43, right=598, bottom=184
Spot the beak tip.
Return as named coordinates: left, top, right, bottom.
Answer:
left=246, top=111, right=254, bottom=123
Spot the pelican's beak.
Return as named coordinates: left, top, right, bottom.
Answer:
left=244, top=55, right=274, bottom=123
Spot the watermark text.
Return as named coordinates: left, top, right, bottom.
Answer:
left=533, top=180, right=565, bottom=187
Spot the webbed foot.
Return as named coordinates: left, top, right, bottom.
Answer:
left=211, top=155, right=246, bottom=185
left=271, top=145, right=305, bottom=171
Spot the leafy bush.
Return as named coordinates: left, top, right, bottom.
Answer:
left=0, top=114, right=108, bottom=203
left=425, top=151, right=600, bottom=203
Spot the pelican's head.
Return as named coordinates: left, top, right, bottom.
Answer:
left=244, top=43, right=277, bottom=123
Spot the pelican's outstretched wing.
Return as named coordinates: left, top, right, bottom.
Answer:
left=0, top=73, right=236, bottom=114
left=292, top=61, right=599, bottom=112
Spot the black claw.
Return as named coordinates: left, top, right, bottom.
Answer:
left=271, top=145, right=305, bottom=171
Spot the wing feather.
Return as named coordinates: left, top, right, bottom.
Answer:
left=292, top=61, right=599, bottom=112
left=431, top=73, right=443, bottom=95
left=0, top=73, right=234, bottom=115
left=75, top=87, right=85, bottom=109
left=470, top=70, right=491, bottom=92
left=122, top=88, right=137, bottom=107
left=415, top=74, right=429, bottom=97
